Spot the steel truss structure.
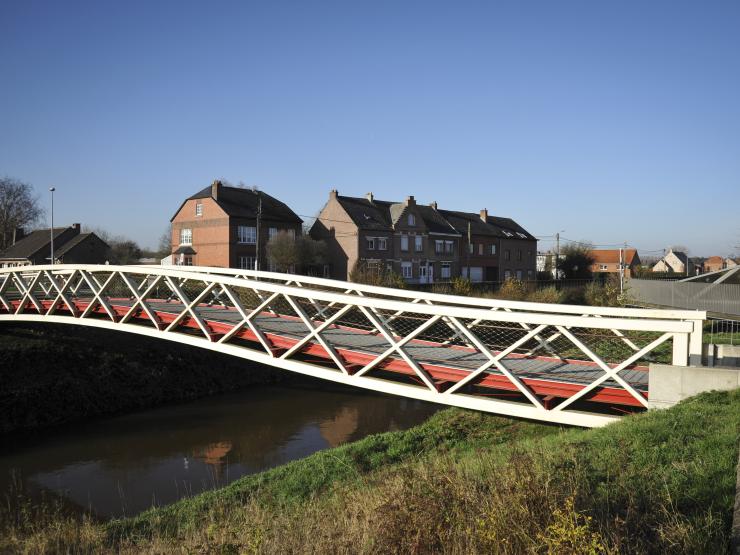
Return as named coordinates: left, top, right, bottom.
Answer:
left=0, top=265, right=706, bottom=427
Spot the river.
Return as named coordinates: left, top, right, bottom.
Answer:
left=0, top=385, right=440, bottom=518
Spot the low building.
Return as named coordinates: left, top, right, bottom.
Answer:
left=652, top=249, right=693, bottom=275
left=590, top=249, right=640, bottom=278
left=703, top=256, right=724, bottom=273
left=0, top=223, right=110, bottom=267
left=170, top=180, right=303, bottom=269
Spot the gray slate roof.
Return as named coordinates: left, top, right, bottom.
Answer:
left=54, top=233, right=108, bottom=257
left=183, top=185, right=303, bottom=224
left=0, top=227, right=69, bottom=260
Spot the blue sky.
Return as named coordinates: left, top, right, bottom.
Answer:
left=1, top=0, right=738, bottom=256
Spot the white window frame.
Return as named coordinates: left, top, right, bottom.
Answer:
left=414, top=235, right=423, bottom=252
left=478, top=243, right=483, bottom=255
left=408, top=213, right=416, bottom=226
left=238, top=226, right=257, bottom=244
left=269, top=227, right=278, bottom=240
left=491, top=244, right=497, bottom=255
left=377, top=237, right=388, bottom=251
left=441, top=262, right=451, bottom=279
left=195, top=202, right=203, bottom=217
left=516, top=270, right=523, bottom=280
left=367, top=238, right=376, bottom=250
left=180, top=228, right=192, bottom=245
left=435, top=240, right=443, bottom=254
left=400, top=235, right=409, bottom=252
left=468, top=243, right=474, bottom=254
left=600, top=264, right=608, bottom=270
left=445, top=241, right=454, bottom=254
left=239, top=256, right=256, bottom=270
left=401, top=261, right=412, bottom=279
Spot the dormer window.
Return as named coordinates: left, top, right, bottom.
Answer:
left=408, top=213, right=416, bottom=226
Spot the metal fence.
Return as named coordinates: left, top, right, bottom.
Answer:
left=628, top=279, right=740, bottom=317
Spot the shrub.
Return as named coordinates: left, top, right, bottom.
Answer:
left=449, top=276, right=472, bottom=296
left=349, top=261, right=406, bottom=289
left=527, top=286, right=564, bottom=304
left=495, top=279, right=528, bottom=301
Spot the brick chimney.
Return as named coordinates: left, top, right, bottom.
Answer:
left=405, top=195, right=416, bottom=207
left=366, top=192, right=374, bottom=203
left=430, top=201, right=438, bottom=210
left=480, top=208, right=488, bottom=222
left=211, top=180, right=222, bottom=200
left=72, top=223, right=81, bottom=233
left=329, top=188, right=338, bottom=200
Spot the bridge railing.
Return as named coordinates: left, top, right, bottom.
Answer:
left=0, top=265, right=706, bottom=427
left=145, top=265, right=706, bottom=364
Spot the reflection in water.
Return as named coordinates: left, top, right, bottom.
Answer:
left=0, top=385, right=439, bottom=518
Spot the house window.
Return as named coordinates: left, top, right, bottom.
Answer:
left=367, top=238, right=375, bottom=250
left=468, top=243, right=474, bottom=254
left=441, top=262, right=451, bottom=279
left=527, top=270, right=534, bottom=279
left=478, top=244, right=483, bottom=255
left=238, top=226, right=257, bottom=244
left=408, top=213, right=416, bottom=226
left=239, top=256, right=256, bottom=270
left=491, top=244, right=497, bottom=255
left=504, top=250, right=510, bottom=261
left=269, top=227, right=278, bottom=240
left=516, top=270, right=523, bottom=280
left=401, top=235, right=409, bottom=251
left=180, top=228, right=192, bottom=245
left=504, top=270, right=511, bottom=280
left=377, top=237, right=388, bottom=250
left=401, top=262, right=412, bottom=279
left=435, top=240, right=443, bottom=254
left=323, top=264, right=330, bottom=277
left=195, top=202, right=203, bottom=216
left=517, top=250, right=522, bottom=261
left=445, top=241, right=454, bottom=254
left=414, top=236, right=423, bottom=252
left=600, top=264, right=608, bottom=270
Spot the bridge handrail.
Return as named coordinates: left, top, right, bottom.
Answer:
left=2, top=264, right=696, bottom=334
left=139, top=265, right=707, bottom=322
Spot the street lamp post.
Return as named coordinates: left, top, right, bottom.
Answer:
left=49, top=187, right=56, bottom=266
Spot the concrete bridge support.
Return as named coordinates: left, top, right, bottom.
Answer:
left=648, top=363, right=740, bottom=410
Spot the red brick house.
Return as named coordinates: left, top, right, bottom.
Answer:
left=310, top=191, right=461, bottom=283
left=590, top=249, right=640, bottom=278
left=310, top=190, right=536, bottom=283
left=170, top=181, right=303, bottom=269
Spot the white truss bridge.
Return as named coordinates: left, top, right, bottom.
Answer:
left=0, top=265, right=706, bottom=427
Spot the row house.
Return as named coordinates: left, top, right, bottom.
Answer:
left=310, top=190, right=537, bottom=283
left=309, top=191, right=461, bottom=283
left=439, top=209, right=537, bottom=282
left=170, top=180, right=303, bottom=269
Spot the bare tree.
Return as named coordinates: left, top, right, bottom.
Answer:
left=0, top=177, right=43, bottom=251
left=266, top=232, right=328, bottom=274
left=157, top=226, right=172, bottom=258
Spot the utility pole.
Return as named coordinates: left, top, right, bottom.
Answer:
left=466, top=221, right=471, bottom=280
left=49, top=187, right=56, bottom=266
left=619, top=241, right=625, bottom=294
left=555, top=232, right=560, bottom=281
left=255, top=192, right=262, bottom=271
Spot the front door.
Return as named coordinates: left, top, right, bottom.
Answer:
left=419, top=265, right=428, bottom=284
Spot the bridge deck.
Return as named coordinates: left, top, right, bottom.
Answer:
left=4, top=297, right=647, bottom=409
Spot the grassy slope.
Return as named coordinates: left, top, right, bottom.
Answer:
left=2, top=389, right=738, bottom=553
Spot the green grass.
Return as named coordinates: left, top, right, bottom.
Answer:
left=2, top=389, right=738, bottom=553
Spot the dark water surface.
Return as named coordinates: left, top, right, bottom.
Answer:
left=0, top=385, right=440, bottom=518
